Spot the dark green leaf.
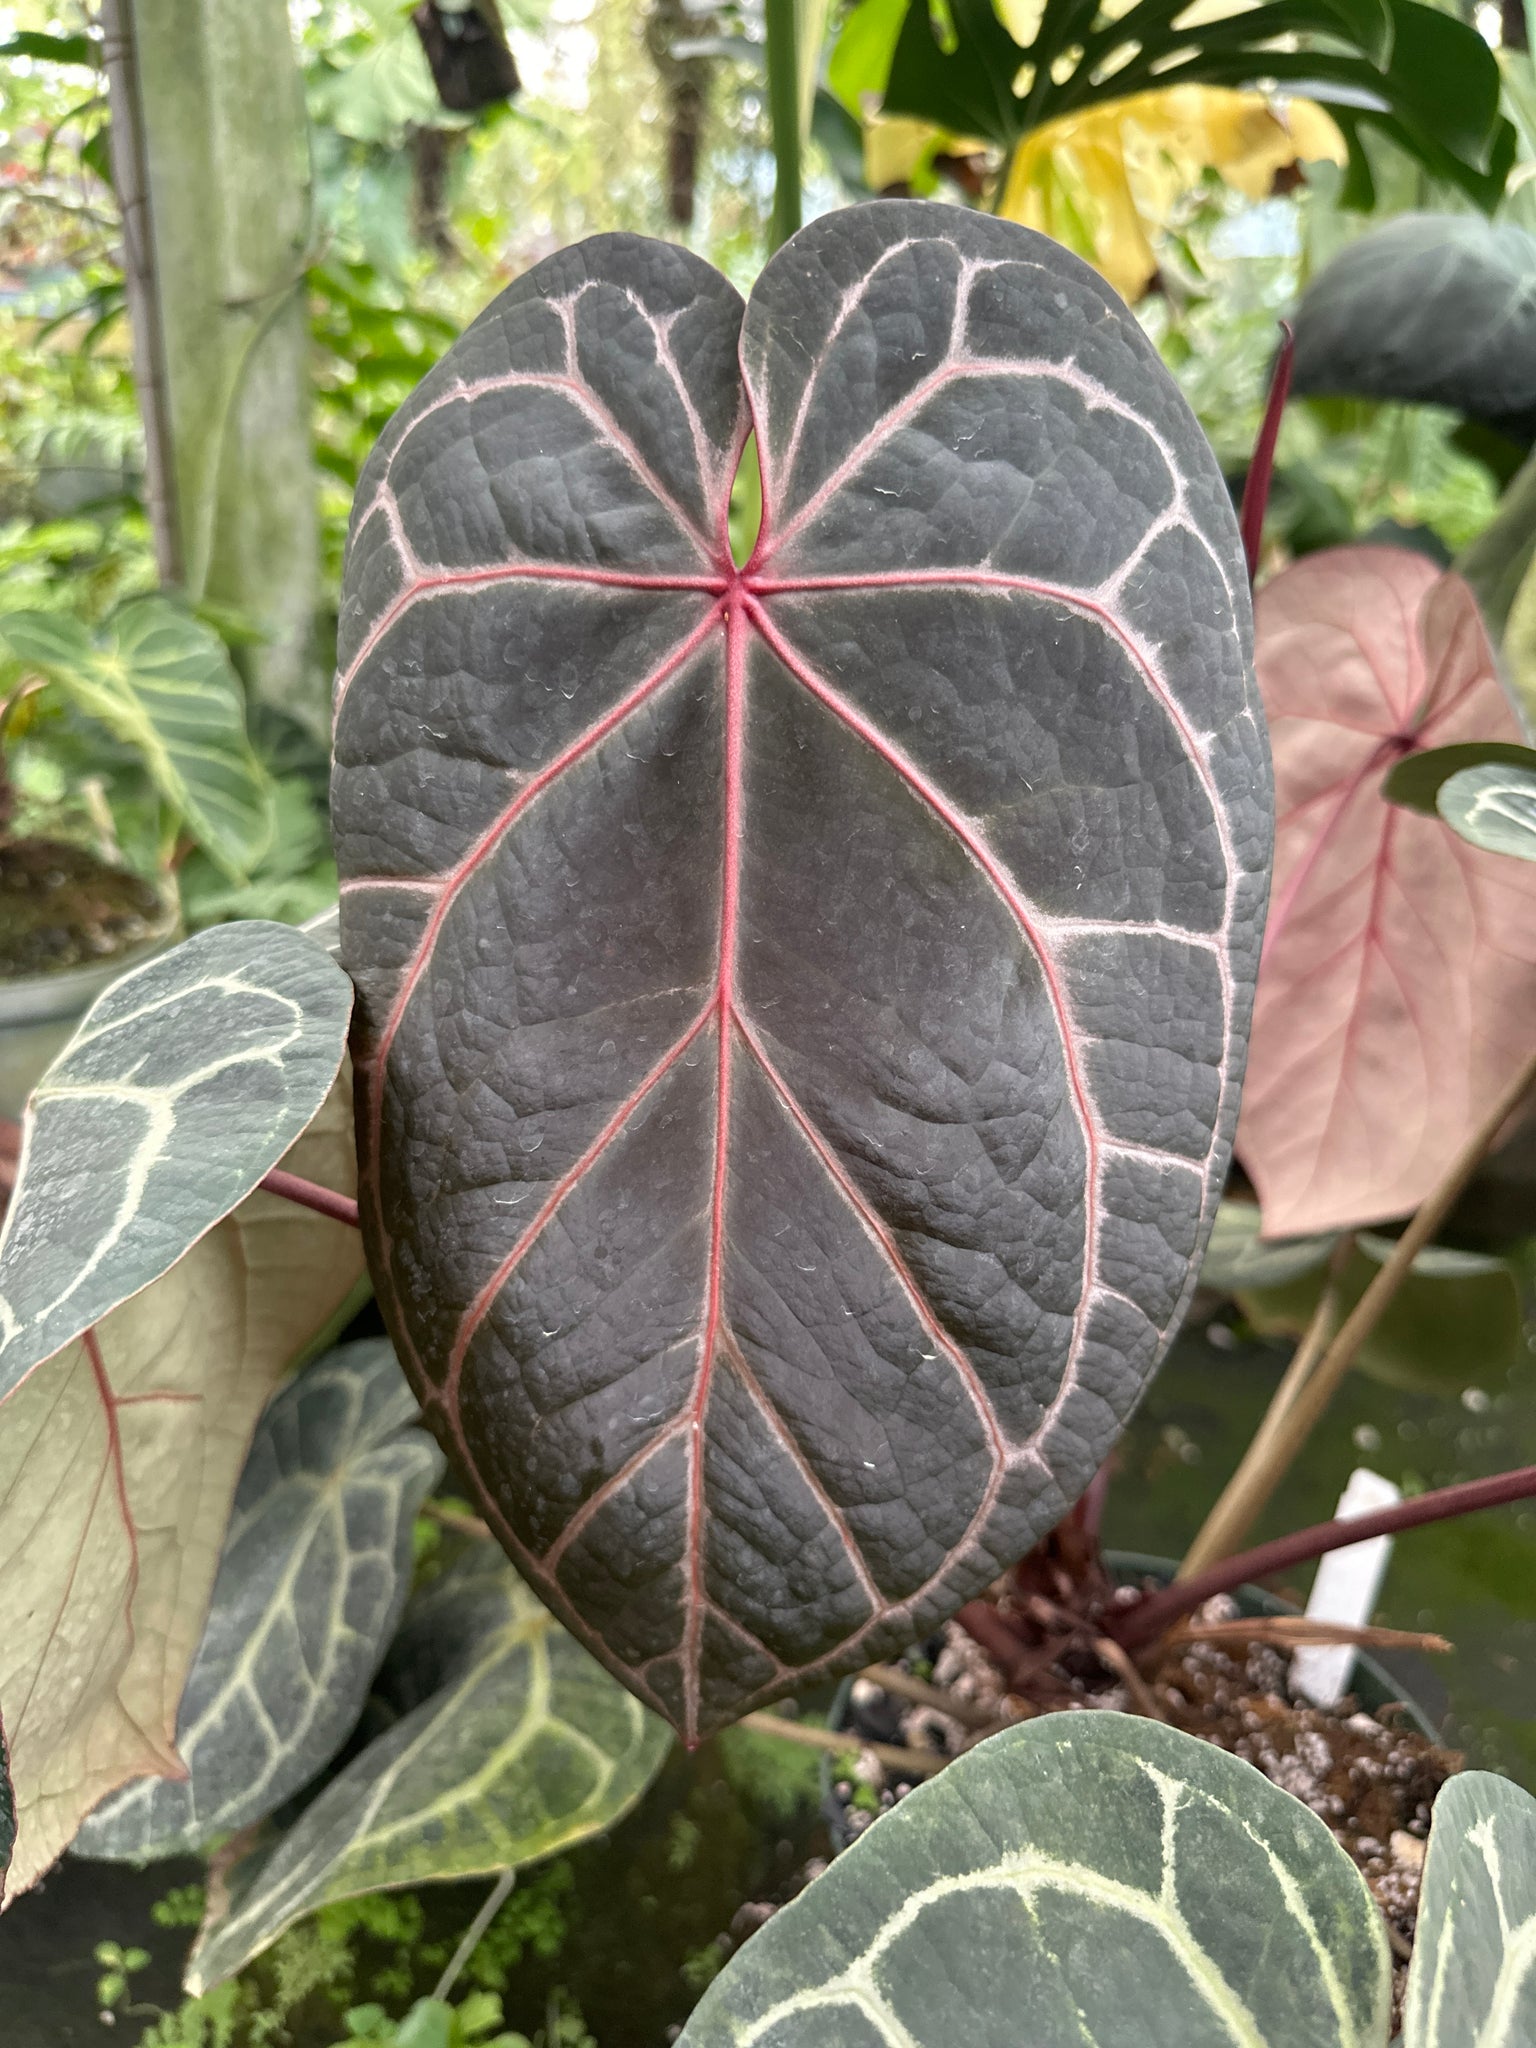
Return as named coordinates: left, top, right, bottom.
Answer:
left=0, top=599, right=274, bottom=877
left=679, top=1712, right=1389, bottom=2047
left=0, top=31, right=97, bottom=65
left=186, top=1551, right=672, bottom=1991
left=0, top=921, right=353, bottom=1394
left=73, top=1341, right=443, bottom=1862
left=1403, top=1769, right=1536, bottom=2045
left=1293, top=216, right=1536, bottom=440
left=1437, top=761, right=1536, bottom=863
left=1383, top=742, right=1536, bottom=815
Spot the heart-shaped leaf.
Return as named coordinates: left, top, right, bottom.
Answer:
left=0, top=599, right=275, bottom=877
left=186, top=1550, right=672, bottom=1992
left=1291, top=214, right=1536, bottom=441
left=0, top=1083, right=367, bottom=1897
left=1404, top=1769, right=1536, bottom=2045
left=0, top=920, right=354, bottom=1390
left=677, top=1710, right=1390, bottom=2047
left=1383, top=741, right=1536, bottom=816
left=73, top=1339, right=442, bottom=1863
left=1438, top=760, right=1536, bottom=864
left=334, top=204, right=1267, bottom=1741
left=1238, top=548, right=1536, bottom=1237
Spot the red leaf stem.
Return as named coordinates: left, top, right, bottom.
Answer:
left=257, top=1168, right=360, bottom=1230
left=1109, top=1463, right=1536, bottom=1651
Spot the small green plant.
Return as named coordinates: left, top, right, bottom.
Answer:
left=93, top=1936, right=150, bottom=2013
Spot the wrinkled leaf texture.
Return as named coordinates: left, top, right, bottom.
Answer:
left=1238, top=548, right=1536, bottom=1238
left=333, top=202, right=1268, bottom=1740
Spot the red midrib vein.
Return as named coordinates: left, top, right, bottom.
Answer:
left=679, top=594, right=747, bottom=1738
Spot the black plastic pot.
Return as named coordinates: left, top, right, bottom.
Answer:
left=820, top=1550, right=1440, bottom=1850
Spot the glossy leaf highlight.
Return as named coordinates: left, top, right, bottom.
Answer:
left=1238, top=549, right=1536, bottom=1236
left=334, top=205, right=1267, bottom=1740
left=73, top=1340, right=443, bottom=1862
left=678, top=1711, right=1390, bottom=2047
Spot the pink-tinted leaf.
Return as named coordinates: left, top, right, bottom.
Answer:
left=1238, top=546, right=1536, bottom=1237
left=334, top=204, right=1268, bottom=1742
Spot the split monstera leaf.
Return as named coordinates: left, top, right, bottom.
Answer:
left=677, top=1711, right=1536, bottom=2047
left=333, top=201, right=1269, bottom=1742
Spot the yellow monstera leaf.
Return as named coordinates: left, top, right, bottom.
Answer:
left=1000, top=87, right=1345, bottom=301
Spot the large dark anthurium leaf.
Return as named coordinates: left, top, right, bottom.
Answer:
left=1291, top=214, right=1536, bottom=442
left=0, top=1714, right=13, bottom=1905
left=332, top=203, right=1269, bottom=1742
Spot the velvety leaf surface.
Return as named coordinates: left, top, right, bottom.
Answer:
left=677, top=1711, right=1389, bottom=2047
left=73, top=1339, right=443, bottom=1862
left=1291, top=215, right=1536, bottom=441
left=186, top=1549, right=671, bottom=1992
left=0, top=1085, right=366, bottom=1898
left=0, top=921, right=354, bottom=1390
left=1439, top=761, right=1536, bottom=864
left=1238, top=549, right=1536, bottom=1237
left=0, top=600, right=275, bottom=876
left=333, top=203, right=1267, bottom=1740
left=1404, top=1770, right=1536, bottom=2047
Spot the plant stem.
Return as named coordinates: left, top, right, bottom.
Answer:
left=1112, top=1463, right=1536, bottom=1652
left=861, top=1663, right=997, bottom=1730
left=1238, top=321, right=1295, bottom=582
left=1179, top=1231, right=1355, bottom=1577
left=764, top=0, right=801, bottom=251
left=431, top=1867, right=515, bottom=2004
left=1180, top=1038, right=1536, bottom=1577
left=739, top=1710, right=948, bottom=1778
left=257, top=1167, right=359, bottom=1229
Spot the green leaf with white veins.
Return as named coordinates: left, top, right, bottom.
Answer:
left=73, top=1341, right=443, bottom=1862
left=0, top=921, right=353, bottom=1392
left=678, top=1712, right=1390, bottom=2048
left=187, top=1549, right=672, bottom=1992
left=1438, top=762, right=1536, bottom=864
left=0, top=598, right=273, bottom=876
left=1403, top=1770, right=1536, bottom=2048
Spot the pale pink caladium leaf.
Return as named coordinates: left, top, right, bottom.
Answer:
left=1238, top=546, right=1536, bottom=1237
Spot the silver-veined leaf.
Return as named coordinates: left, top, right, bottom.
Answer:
left=73, top=1340, right=442, bottom=1863
left=0, top=920, right=353, bottom=1390
left=186, top=1549, right=672, bottom=1991
left=0, top=1084, right=367, bottom=1896
left=1403, top=1769, right=1536, bottom=2047
left=0, top=599, right=274, bottom=876
left=678, top=1711, right=1390, bottom=2048
left=1437, top=762, right=1536, bottom=864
